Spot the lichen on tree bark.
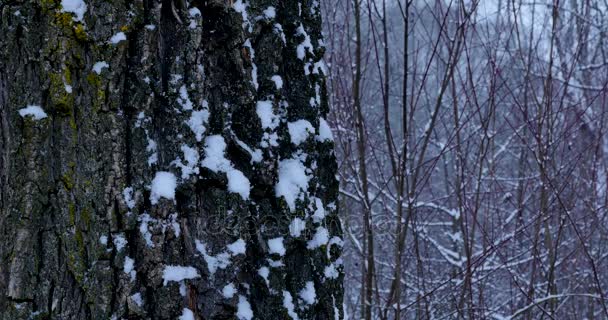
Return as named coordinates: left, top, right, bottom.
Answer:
left=0, top=0, right=343, bottom=319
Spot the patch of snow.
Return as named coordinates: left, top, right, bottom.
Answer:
left=307, top=227, right=329, bottom=249
left=258, top=266, right=270, bottom=286
left=113, top=235, right=127, bottom=251
left=124, top=256, right=136, bottom=281
left=162, top=265, right=200, bottom=285
left=150, top=171, right=177, bottom=205
left=274, top=23, right=287, bottom=44
left=256, top=101, right=279, bottom=129
left=276, top=158, right=310, bottom=211
left=110, top=32, right=126, bottom=44
left=131, top=293, right=143, bottom=307
left=263, top=6, right=276, bottom=19
left=324, top=264, right=339, bottom=279
left=299, top=281, right=316, bottom=305
left=64, top=84, right=73, bottom=93
left=268, top=237, right=286, bottom=256
left=177, top=85, right=193, bottom=110
left=227, top=239, right=247, bottom=255
left=243, top=39, right=258, bottom=89
left=187, top=109, right=210, bottom=142
left=317, top=118, right=333, bottom=141
left=288, top=120, right=315, bottom=145
left=202, top=135, right=231, bottom=172
left=146, top=138, right=158, bottom=165
left=179, top=282, right=187, bottom=296
left=179, top=308, right=195, bottom=320
left=99, top=235, right=108, bottom=245
left=139, top=213, right=155, bottom=247
left=173, top=145, right=200, bottom=180
left=60, top=0, right=87, bottom=22
left=92, top=61, right=109, bottom=74
left=123, top=187, right=136, bottom=209
left=295, top=24, right=313, bottom=60
left=227, top=169, right=251, bottom=200
left=202, top=135, right=251, bottom=200
left=168, top=213, right=181, bottom=237
left=289, top=218, right=305, bottom=237
left=237, top=295, right=254, bottom=320
left=18, top=105, right=47, bottom=120
left=283, top=291, right=299, bottom=320
left=311, top=198, right=326, bottom=223
left=267, top=258, right=285, bottom=268
left=195, top=240, right=232, bottom=274
left=188, top=8, right=201, bottom=29
left=233, top=135, right=263, bottom=163
left=222, top=283, right=236, bottom=298
left=271, top=75, right=283, bottom=89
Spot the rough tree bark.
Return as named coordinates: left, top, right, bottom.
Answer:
left=0, top=0, right=343, bottom=319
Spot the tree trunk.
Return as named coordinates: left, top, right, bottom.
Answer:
left=0, top=0, right=342, bottom=319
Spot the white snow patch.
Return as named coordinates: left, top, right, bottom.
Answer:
left=177, top=85, right=193, bottom=110
left=110, top=32, right=126, bottom=44
left=195, top=240, right=232, bottom=274
left=222, top=283, right=236, bottom=298
left=227, top=169, right=251, bottom=200
left=274, top=23, right=287, bottom=44
left=258, top=266, right=270, bottom=286
left=295, top=24, right=313, bottom=60
left=150, top=171, right=177, bottom=205
left=324, top=264, right=339, bottom=279
left=311, top=198, right=326, bottom=223
left=188, top=7, right=201, bottom=29
left=283, top=291, right=299, bottom=320
left=268, top=237, right=286, bottom=256
left=123, top=187, right=136, bottom=209
left=288, top=120, right=315, bottom=145
left=271, top=75, right=283, bottom=90
left=307, top=227, right=329, bottom=249
left=162, top=265, right=200, bottom=285
left=92, top=61, right=109, bottom=74
left=187, top=109, right=210, bottom=142
left=243, top=39, right=258, bottom=89
left=256, top=101, right=279, bottom=129
left=267, top=258, right=285, bottom=268
left=316, top=117, right=333, bottom=142
left=179, top=308, right=195, bottom=320
left=99, top=235, right=108, bottom=245
left=276, top=158, right=310, bottom=211
left=124, top=256, right=136, bottom=281
left=202, top=135, right=251, bottom=200
left=227, top=238, right=247, bottom=255
left=131, top=293, right=143, bottom=307
left=263, top=6, right=276, bottom=19
left=146, top=138, right=158, bottom=165
left=233, top=135, right=263, bottom=163
left=60, top=0, right=87, bottom=22
left=299, top=281, right=316, bottom=305
left=237, top=295, right=254, bottom=320
left=18, top=105, right=47, bottom=120
left=289, top=218, right=306, bottom=237
left=139, top=213, right=155, bottom=247
left=173, top=145, right=200, bottom=179
left=113, top=235, right=127, bottom=251
left=202, top=135, right=231, bottom=172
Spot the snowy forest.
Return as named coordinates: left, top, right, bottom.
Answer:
left=1, top=0, right=608, bottom=319
left=325, top=0, right=608, bottom=319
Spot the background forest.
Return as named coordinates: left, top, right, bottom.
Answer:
left=323, top=0, right=608, bottom=319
